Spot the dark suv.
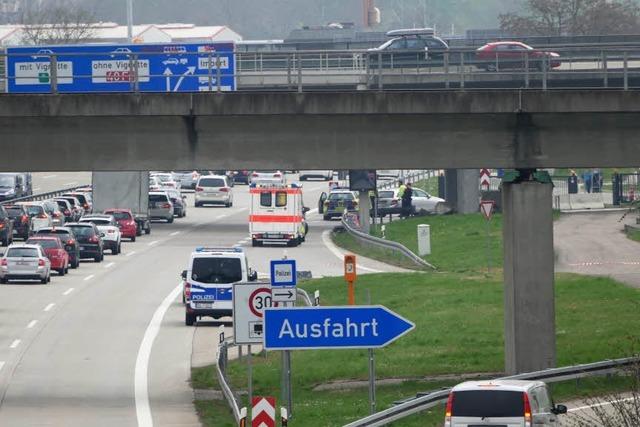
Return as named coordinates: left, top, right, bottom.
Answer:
left=35, top=226, right=80, bottom=268
left=65, top=223, right=104, bottom=262
left=0, top=206, right=14, bottom=246
left=4, top=204, right=31, bottom=240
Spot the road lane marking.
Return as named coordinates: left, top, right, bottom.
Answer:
left=0, top=362, right=4, bottom=372
left=169, top=231, right=180, bottom=236
left=569, top=397, right=635, bottom=412
left=321, top=230, right=381, bottom=273
left=63, top=288, right=74, bottom=296
left=135, top=282, right=182, bottom=427
left=27, top=320, right=38, bottom=329
left=126, top=251, right=137, bottom=257
left=84, top=274, right=95, bottom=281
left=9, top=339, right=20, bottom=349
left=44, top=303, right=55, bottom=312
left=33, top=187, right=41, bottom=192
left=104, top=262, right=115, bottom=269
left=147, top=240, right=159, bottom=246
left=43, top=175, right=57, bottom=179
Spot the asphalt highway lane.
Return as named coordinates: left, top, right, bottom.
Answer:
left=0, top=173, right=400, bottom=426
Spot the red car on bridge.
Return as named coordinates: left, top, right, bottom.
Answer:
left=476, top=41, right=561, bottom=71
left=26, top=236, right=69, bottom=276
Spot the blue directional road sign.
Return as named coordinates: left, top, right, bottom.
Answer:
left=270, top=259, right=297, bottom=288
left=263, top=305, right=415, bottom=350
left=6, top=42, right=235, bottom=93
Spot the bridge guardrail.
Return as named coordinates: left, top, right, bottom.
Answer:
left=341, top=213, right=435, bottom=270
left=344, top=356, right=639, bottom=427
left=0, top=184, right=90, bottom=206
left=4, top=45, right=640, bottom=92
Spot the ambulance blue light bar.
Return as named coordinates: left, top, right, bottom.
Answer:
left=195, top=247, right=244, bottom=253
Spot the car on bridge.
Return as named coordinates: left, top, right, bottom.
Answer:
left=475, top=41, right=561, bottom=71
left=0, top=243, right=51, bottom=284
left=368, top=28, right=449, bottom=67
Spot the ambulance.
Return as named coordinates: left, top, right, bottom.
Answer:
left=249, top=183, right=308, bottom=247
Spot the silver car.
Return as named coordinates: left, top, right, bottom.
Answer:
left=0, top=243, right=51, bottom=284
left=149, top=192, right=174, bottom=223
left=172, top=171, right=201, bottom=189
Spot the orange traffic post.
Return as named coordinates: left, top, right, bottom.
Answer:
left=344, top=254, right=357, bottom=305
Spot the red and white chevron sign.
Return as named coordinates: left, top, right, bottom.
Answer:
left=252, top=396, right=276, bottom=427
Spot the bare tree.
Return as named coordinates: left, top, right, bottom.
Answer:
left=499, top=0, right=640, bottom=36
left=19, top=0, right=96, bottom=45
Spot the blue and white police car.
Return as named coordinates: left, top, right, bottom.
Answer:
left=181, top=247, right=258, bottom=326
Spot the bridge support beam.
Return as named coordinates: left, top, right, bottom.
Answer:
left=444, top=169, right=480, bottom=214
left=502, top=176, right=556, bottom=375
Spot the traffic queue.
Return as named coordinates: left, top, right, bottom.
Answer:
left=0, top=172, right=192, bottom=285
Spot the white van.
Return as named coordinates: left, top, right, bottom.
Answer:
left=445, top=380, right=567, bottom=427
left=181, top=247, right=258, bottom=326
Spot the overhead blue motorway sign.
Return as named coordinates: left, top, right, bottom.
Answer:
left=5, top=42, right=235, bottom=93
left=263, top=305, right=415, bottom=350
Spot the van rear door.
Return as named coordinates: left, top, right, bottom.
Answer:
left=450, top=390, right=526, bottom=427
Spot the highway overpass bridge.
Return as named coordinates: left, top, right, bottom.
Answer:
left=2, top=88, right=638, bottom=375
left=0, top=89, right=637, bottom=171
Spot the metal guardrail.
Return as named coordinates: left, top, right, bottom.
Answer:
left=0, top=184, right=89, bottom=206
left=341, top=213, right=435, bottom=270
left=4, top=45, right=640, bottom=92
left=344, top=356, right=639, bottom=427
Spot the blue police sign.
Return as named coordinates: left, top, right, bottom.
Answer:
left=270, top=260, right=297, bottom=288
left=263, top=305, right=415, bottom=350
left=5, top=42, right=235, bottom=93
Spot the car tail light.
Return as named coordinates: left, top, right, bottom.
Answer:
left=21, top=215, right=29, bottom=223
left=1, top=259, right=7, bottom=266
left=38, top=259, right=45, bottom=266
left=37, top=213, right=47, bottom=219
left=219, top=187, right=229, bottom=192
left=444, top=392, right=454, bottom=427
left=0, top=223, right=4, bottom=229
left=184, top=282, right=192, bottom=300
left=162, top=203, right=172, bottom=209
left=53, top=212, right=61, bottom=218
left=89, top=235, right=99, bottom=243
left=64, top=210, right=71, bottom=216
left=273, top=173, right=281, bottom=177
left=84, top=203, right=89, bottom=210
left=523, top=393, right=532, bottom=427
left=252, top=173, right=259, bottom=177
left=67, top=239, right=75, bottom=246
left=195, top=186, right=204, bottom=192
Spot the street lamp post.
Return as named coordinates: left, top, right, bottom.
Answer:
left=126, top=0, right=133, bottom=43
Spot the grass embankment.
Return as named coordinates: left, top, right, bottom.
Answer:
left=626, top=226, right=640, bottom=243
left=193, top=273, right=640, bottom=426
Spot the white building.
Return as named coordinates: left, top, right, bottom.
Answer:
left=0, top=22, right=242, bottom=46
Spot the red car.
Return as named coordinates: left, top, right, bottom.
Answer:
left=476, top=41, right=560, bottom=71
left=103, top=209, right=137, bottom=241
left=26, top=236, right=69, bottom=276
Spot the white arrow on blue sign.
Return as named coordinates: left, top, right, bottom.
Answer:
left=263, top=305, right=415, bottom=350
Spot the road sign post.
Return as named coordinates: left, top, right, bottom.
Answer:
left=480, top=200, right=495, bottom=274
left=344, top=254, right=357, bottom=305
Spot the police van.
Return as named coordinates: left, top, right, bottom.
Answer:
left=181, top=247, right=258, bottom=326
left=249, top=183, right=309, bottom=247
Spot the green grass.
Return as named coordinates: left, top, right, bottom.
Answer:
left=626, top=228, right=640, bottom=243
left=193, top=272, right=640, bottom=426
left=380, top=214, right=503, bottom=273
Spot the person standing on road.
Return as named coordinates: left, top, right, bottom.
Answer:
left=401, top=182, right=413, bottom=218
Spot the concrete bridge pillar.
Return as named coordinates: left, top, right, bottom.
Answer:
left=444, top=169, right=480, bottom=214
left=502, top=173, right=556, bottom=374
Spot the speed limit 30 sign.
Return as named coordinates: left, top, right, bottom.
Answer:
left=233, top=283, right=280, bottom=345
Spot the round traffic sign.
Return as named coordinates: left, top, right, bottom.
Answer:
left=249, top=287, right=279, bottom=318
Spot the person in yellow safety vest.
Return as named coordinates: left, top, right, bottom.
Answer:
left=398, top=180, right=407, bottom=199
